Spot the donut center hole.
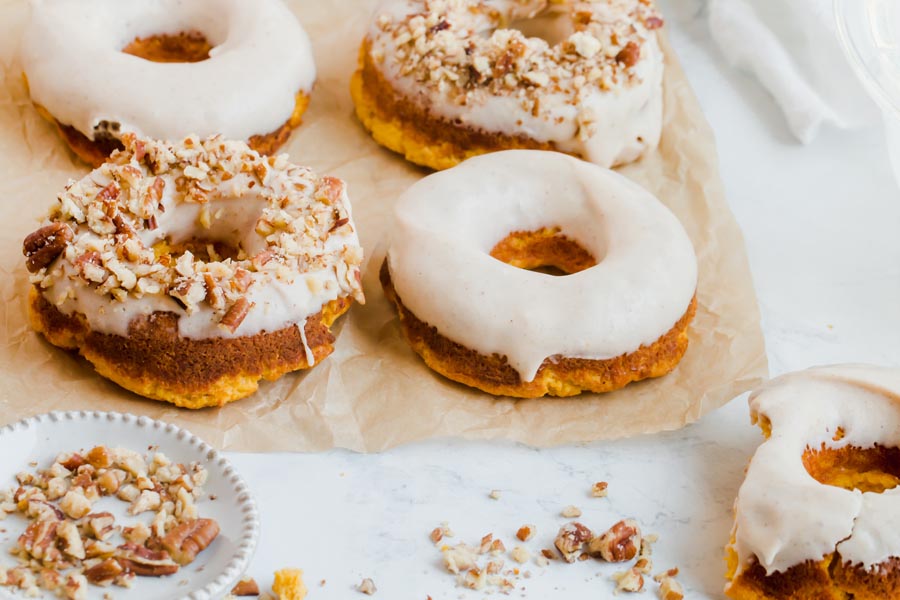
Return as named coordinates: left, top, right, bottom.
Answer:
left=490, top=227, right=596, bottom=276
left=155, top=238, right=242, bottom=263
left=803, top=435, right=900, bottom=493
left=507, top=5, right=573, bottom=47
left=122, top=31, right=213, bottom=63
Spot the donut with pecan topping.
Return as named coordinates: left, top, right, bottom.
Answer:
left=352, top=0, right=665, bottom=170
left=24, top=135, right=365, bottom=408
left=21, top=0, right=316, bottom=167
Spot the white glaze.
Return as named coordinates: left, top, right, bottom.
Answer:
left=732, top=365, right=900, bottom=579
left=21, top=0, right=316, bottom=142
left=385, top=150, right=697, bottom=381
left=368, top=0, right=664, bottom=168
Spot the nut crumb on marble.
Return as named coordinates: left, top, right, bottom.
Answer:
left=554, top=522, right=593, bottom=563
left=561, top=505, right=582, bottom=518
left=591, top=481, right=609, bottom=498
left=654, top=570, right=684, bottom=600
left=488, top=489, right=501, bottom=500
left=588, top=519, right=642, bottom=562
left=358, top=577, right=377, bottom=595
left=516, top=524, right=535, bottom=542
left=510, top=545, right=531, bottom=564
left=612, top=567, right=644, bottom=593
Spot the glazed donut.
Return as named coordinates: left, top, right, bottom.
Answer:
left=352, top=0, right=665, bottom=171
left=21, top=0, right=316, bottom=167
left=381, top=150, right=697, bottom=397
left=726, top=365, right=900, bottom=600
left=23, top=135, right=365, bottom=409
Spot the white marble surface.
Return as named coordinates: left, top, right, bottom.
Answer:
left=234, top=2, right=899, bottom=598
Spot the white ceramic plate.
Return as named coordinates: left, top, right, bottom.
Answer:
left=0, top=411, right=259, bottom=600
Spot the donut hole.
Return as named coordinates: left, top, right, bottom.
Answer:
left=803, top=441, right=900, bottom=493
left=507, top=4, right=573, bottom=47
left=122, top=31, right=213, bottom=63
left=154, top=238, right=243, bottom=263
left=490, top=227, right=596, bottom=276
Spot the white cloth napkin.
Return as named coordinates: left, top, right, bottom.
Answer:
left=708, top=0, right=879, bottom=143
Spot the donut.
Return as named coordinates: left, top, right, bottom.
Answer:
left=21, top=0, right=316, bottom=167
left=23, top=135, right=365, bottom=409
left=351, top=0, right=665, bottom=171
left=726, top=365, right=900, bottom=599
left=381, top=150, right=697, bottom=397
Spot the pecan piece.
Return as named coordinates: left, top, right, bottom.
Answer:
left=17, top=519, right=61, bottom=562
left=59, top=453, right=86, bottom=471
left=516, top=525, right=535, bottom=542
left=116, top=542, right=179, bottom=576
left=616, top=41, right=641, bottom=68
left=220, top=298, right=253, bottom=333
left=160, top=518, right=219, bottom=565
left=329, top=217, right=350, bottom=233
left=85, top=512, right=117, bottom=541
left=231, top=576, right=260, bottom=596
left=86, top=446, right=113, bottom=469
left=645, top=16, right=664, bottom=30
left=23, top=223, right=73, bottom=272
left=554, top=522, right=592, bottom=563
left=588, top=519, right=641, bottom=562
left=84, top=558, right=124, bottom=586
left=316, top=176, right=344, bottom=204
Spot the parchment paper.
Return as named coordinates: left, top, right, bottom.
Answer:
left=0, top=0, right=768, bottom=452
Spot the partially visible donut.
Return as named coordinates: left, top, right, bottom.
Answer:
left=24, top=135, right=365, bottom=408
left=382, top=150, right=697, bottom=397
left=726, top=365, right=900, bottom=600
left=21, top=0, right=316, bottom=166
left=352, top=0, right=665, bottom=170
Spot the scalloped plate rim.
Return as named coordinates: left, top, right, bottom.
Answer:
left=0, top=410, right=259, bottom=600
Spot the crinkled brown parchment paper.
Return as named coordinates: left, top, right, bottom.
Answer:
left=0, top=0, right=767, bottom=452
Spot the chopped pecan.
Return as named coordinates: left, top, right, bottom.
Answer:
left=231, top=576, right=260, bottom=596
left=616, top=41, right=641, bottom=68
left=18, top=519, right=60, bottom=562
left=645, top=16, right=664, bottom=30
left=516, top=525, right=535, bottom=542
left=592, top=481, right=609, bottom=497
left=83, top=558, right=123, bottom=586
left=220, top=298, right=253, bottom=333
left=329, top=217, right=350, bottom=232
left=23, top=223, right=73, bottom=272
left=96, top=182, right=120, bottom=204
left=57, top=520, right=86, bottom=560
left=554, top=522, right=593, bottom=563
left=26, top=499, right=64, bottom=522
left=358, top=577, right=377, bottom=595
left=232, top=268, right=252, bottom=293
left=588, top=519, right=641, bottom=562
left=112, top=214, right=135, bottom=236
left=612, top=567, right=644, bottom=593
left=115, top=542, right=179, bottom=576
left=96, top=470, right=122, bottom=495
left=85, top=512, right=117, bottom=541
left=430, top=527, right=443, bottom=544
left=316, top=176, right=344, bottom=204
left=63, top=572, right=88, bottom=600
left=84, top=538, right=116, bottom=559
left=160, top=518, right=219, bottom=565
left=147, top=177, right=166, bottom=204
left=59, top=454, right=86, bottom=471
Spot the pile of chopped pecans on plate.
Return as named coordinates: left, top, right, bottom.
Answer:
left=0, top=445, right=219, bottom=599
